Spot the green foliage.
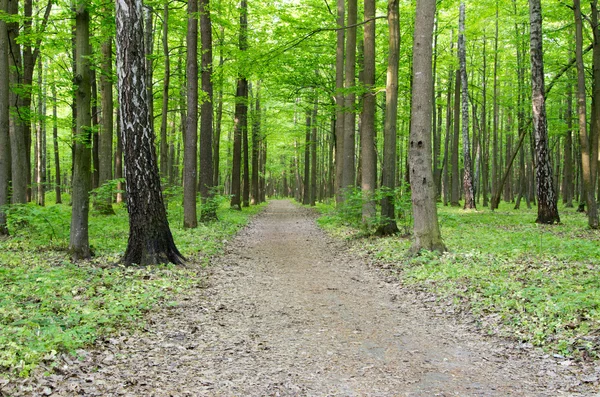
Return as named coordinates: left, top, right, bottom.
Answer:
left=316, top=185, right=412, bottom=236
left=319, top=204, right=600, bottom=358
left=90, top=178, right=125, bottom=206
left=0, top=196, right=266, bottom=378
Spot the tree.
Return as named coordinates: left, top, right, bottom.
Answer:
left=115, top=0, right=184, bottom=265
left=377, top=0, right=399, bottom=236
left=528, top=0, right=560, bottom=224
left=341, top=0, right=357, bottom=193
left=199, top=0, right=216, bottom=221
left=458, top=2, right=475, bottom=210
left=184, top=0, right=199, bottom=228
left=409, top=0, right=445, bottom=253
left=97, top=38, right=115, bottom=215
left=159, top=2, right=169, bottom=181
left=361, top=0, right=376, bottom=223
left=69, top=0, right=92, bottom=260
left=0, top=0, right=8, bottom=235
left=334, top=0, right=344, bottom=204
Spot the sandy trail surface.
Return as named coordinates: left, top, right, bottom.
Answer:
left=4, top=200, right=598, bottom=396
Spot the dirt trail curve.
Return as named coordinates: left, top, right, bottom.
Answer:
left=5, top=200, right=599, bottom=396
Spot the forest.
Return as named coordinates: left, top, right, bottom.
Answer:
left=1, top=0, right=600, bottom=394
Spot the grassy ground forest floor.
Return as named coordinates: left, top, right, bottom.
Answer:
left=317, top=201, right=600, bottom=361
left=0, top=194, right=266, bottom=379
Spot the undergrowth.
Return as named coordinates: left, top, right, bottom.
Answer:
left=316, top=200, right=600, bottom=360
left=0, top=189, right=265, bottom=378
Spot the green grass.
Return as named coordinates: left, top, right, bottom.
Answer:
left=0, top=193, right=265, bottom=378
left=317, top=202, right=600, bottom=358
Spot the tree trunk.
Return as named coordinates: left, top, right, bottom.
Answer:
left=377, top=0, right=399, bottom=236
left=115, top=0, right=184, bottom=265
left=589, top=0, right=600, bottom=226
left=213, top=26, right=224, bottom=189
left=574, top=0, right=598, bottom=227
left=529, top=0, right=560, bottom=224
left=450, top=69, right=461, bottom=206
left=563, top=76, right=574, bottom=207
left=442, top=34, right=454, bottom=206
left=335, top=0, right=345, bottom=204
left=310, top=97, right=318, bottom=206
left=242, top=93, right=250, bottom=207
left=160, top=3, right=169, bottom=180
left=409, top=0, right=445, bottom=254
left=303, top=109, right=311, bottom=205
left=251, top=83, right=261, bottom=204
left=342, top=0, right=357, bottom=193
left=491, top=0, right=499, bottom=209
left=184, top=0, right=198, bottom=228
left=91, top=70, right=99, bottom=190
left=114, top=111, right=124, bottom=203
left=361, top=0, right=376, bottom=222
left=97, top=39, right=115, bottom=214
left=231, top=1, right=248, bottom=210
left=69, top=1, right=92, bottom=260
left=52, top=80, right=61, bottom=204
left=199, top=0, right=215, bottom=220
left=458, top=2, right=475, bottom=210
left=0, top=0, right=9, bottom=234
left=7, top=0, right=26, bottom=204
left=36, top=57, right=45, bottom=206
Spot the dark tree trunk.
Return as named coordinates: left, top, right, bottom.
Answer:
left=529, top=0, right=560, bottom=224
left=97, top=39, right=115, bottom=214
left=199, top=0, right=215, bottom=221
left=361, top=0, right=376, bottom=220
left=303, top=109, right=311, bottom=205
left=69, top=2, right=92, bottom=260
left=311, top=97, right=318, bottom=206
left=342, top=0, right=357, bottom=193
left=0, top=0, right=9, bottom=234
left=91, top=69, right=99, bottom=190
left=377, top=0, right=399, bottom=236
left=114, top=111, right=124, bottom=203
left=242, top=95, right=250, bottom=207
left=35, top=57, right=45, bottom=206
left=184, top=0, right=198, bottom=228
left=52, top=80, right=61, bottom=204
left=491, top=1, right=499, bottom=209
left=335, top=0, right=345, bottom=204
left=115, top=0, right=184, bottom=265
left=251, top=83, right=261, bottom=204
left=213, top=26, right=224, bottom=189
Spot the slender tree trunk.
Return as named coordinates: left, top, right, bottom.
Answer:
left=361, top=0, right=376, bottom=222
left=36, top=57, right=45, bottom=206
left=491, top=0, right=499, bottom=209
left=442, top=35, right=454, bottom=206
left=529, top=0, right=560, bottom=224
left=450, top=70, right=461, bottom=206
left=199, top=0, right=215, bottom=220
left=52, top=80, right=61, bottom=204
left=311, top=96, right=318, bottom=206
left=459, top=2, right=475, bottom=209
left=342, top=0, right=357, bottom=192
left=377, top=0, right=399, bottom=235
left=575, top=0, right=598, bottom=227
left=0, top=0, right=9, bottom=234
left=115, top=111, right=124, bottom=203
left=481, top=34, right=489, bottom=207
left=69, top=1, right=92, bottom=260
left=97, top=39, right=115, bottom=214
left=303, top=108, right=311, bottom=205
left=590, top=0, right=600, bottom=225
left=91, top=70, right=99, bottom=190
left=335, top=0, right=345, bottom=204
left=564, top=74, right=574, bottom=207
left=251, top=83, right=260, bottom=204
left=160, top=3, right=169, bottom=180
left=115, top=0, right=184, bottom=265
left=183, top=0, right=198, bottom=228
left=231, top=0, right=248, bottom=210
left=213, top=26, right=224, bottom=189
left=409, top=0, right=445, bottom=254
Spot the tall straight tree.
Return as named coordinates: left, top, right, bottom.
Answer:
left=184, top=0, right=198, bottom=228
left=334, top=0, right=345, bottom=203
left=0, top=0, right=9, bottom=234
left=310, top=96, right=317, bottom=206
left=159, top=2, right=169, bottom=180
left=70, top=0, right=92, bottom=260
left=574, top=0, right=598, bottom=228
left=361, top=0, right=376, bottom=222
left=97, top=38, right=115, bottom=215
left=377, top=0, right=399, bottom=236
left=199, top=0, right=215, bottom=221
left=458, top=2, right=475, bottom=209
left=231, top=0, right=248, bottom=210
left=528, top=0, right=560, bottom=224
left=589, top=0, right=600, bottom=227
left=342, top=0, right=357, bottom=192
left=409, top=0, right=445, bottom=253
left=115, top=0, right=184, bottom=265
left=251, top=83, right=261, bottom=204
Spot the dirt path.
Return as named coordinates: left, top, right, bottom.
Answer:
left=6, top=200, right=598, bottom=396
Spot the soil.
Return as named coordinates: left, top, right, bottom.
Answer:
left=3, top=200, right=600, bottom=396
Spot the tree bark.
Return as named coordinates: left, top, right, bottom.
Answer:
left=458, top=2, right=475, bottom=209
left=409, top=0, right=445, bottom=254
left=589, top=0, right=600, bottom=226
left=69, top=1, right=92, bottom=260
left=491, top=0, right=499, bottom=210
left=0, top=0, right=9, bottom=234
left=311, top=96, right=318, bottom=206
left=450, top=69, right=461, bottom=206
left=303, top=108, right=311, bottom=205
left=342, top=0, right=357, bottom=193
left=97, top=39, right=115, bottom=214
left=36, top=56, right=45, bottom=206
left=199, top=0, right=215, bottom=220
left=361, top=0, right=376, bottom=222
left=335, top=0, right=345, bottom=204
left=377, top=0, right=399, bottom=236
left=251, top=83, right=261, bottom=204
left=115, top=0, right=184, bottom=265
left=184, top=0, right=198, bottom=228
left=563, top=78, right=574, bottom=207
left=213, top=26, right=224, bottom=189
left=529, top=0, right=560, bottom=224
left=231, top=1, right=248, bottom=210
left=52, top=80, right=61, bottom=204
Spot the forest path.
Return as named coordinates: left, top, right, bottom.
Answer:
left=17, top=200, right=595, bottom=396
